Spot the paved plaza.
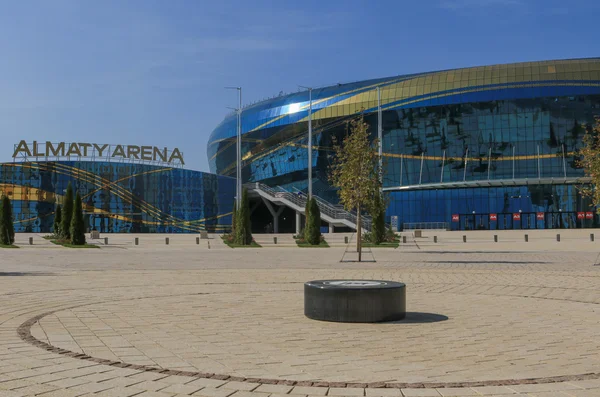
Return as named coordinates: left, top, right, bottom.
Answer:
left=1, top=231, right=600, bottom=396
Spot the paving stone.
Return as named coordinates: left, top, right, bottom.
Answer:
left=2, top=242, right=600, bottom=396
left=400, top=390, right=441, bottom=397
left=291, top=387, right=329, bottom=396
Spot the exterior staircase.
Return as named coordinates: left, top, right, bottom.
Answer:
left=246, top=182, right=371, bottom=231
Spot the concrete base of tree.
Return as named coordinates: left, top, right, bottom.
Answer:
left=304, top=280, right=406, bottom=323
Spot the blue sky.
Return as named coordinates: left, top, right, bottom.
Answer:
left=0, top=0, right=598, bottom=171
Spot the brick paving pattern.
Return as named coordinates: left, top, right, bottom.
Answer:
left=0, top=232, right=599, bottom=396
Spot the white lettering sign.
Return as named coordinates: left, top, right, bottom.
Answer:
left=12, top=141, right=184, bottom=165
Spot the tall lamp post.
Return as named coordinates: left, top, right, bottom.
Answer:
left=225, top=87, right=242, bottom=210
left=298, top=85, right=313, bottom=199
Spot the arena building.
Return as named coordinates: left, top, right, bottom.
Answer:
left=0, top=142, right=234, bottom=233
left=209, top=58, right=600, bottom=231
left=2, top=58, right=600, bottom=234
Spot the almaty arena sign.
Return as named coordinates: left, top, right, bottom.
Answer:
left=12, top=140, right=185, bottom=165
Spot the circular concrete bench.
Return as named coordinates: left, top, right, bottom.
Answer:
left=304, top=280, right=406, bottom=323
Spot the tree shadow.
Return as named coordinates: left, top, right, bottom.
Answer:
left=385, top=312, right=448, bottom=324
left=0, top=272, right=54, bottom=276
left=424, top=260, right=548, bottom=264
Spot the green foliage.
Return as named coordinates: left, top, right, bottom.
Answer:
left=53, top=204, right=62, bottom=236
left=70, top=192, right=86, bottom=246
left=305, top=197, right=322, bottom=245
left=577, top=117, right=600, bottom=210
left=235, top=188, right=252, bottom=245
left=0, top=195, right=15, bottom=245
left=329, top=114, right=382, bottom=260
left=385, top=226, right=397, bottom=242
left=370, top=190, right=386, bottom=245
left=231, top=202, right=237, bottom=235
left=303, top=197, right=311, bottom=242
left=61, top=182, right=74, bottom=240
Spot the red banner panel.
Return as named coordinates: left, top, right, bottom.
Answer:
left=586, top=212, right=594, bottom=219
left=452, top=214, right=459, bottom=222
left=536, top=212, right=545, bottom=220
left=513, top=213, right=521, bottom=221
left=577, top=212, right=585, bottom=220
left=489, top=213, right=497, bottom=221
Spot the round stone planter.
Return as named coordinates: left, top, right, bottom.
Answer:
left=304, top=280, right=406, bottom=323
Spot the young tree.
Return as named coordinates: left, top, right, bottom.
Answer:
left=329, top=115, right=381, bottom=261
left=61, top=182, right=74, bottom=240
left=70, top=192, right=86, bottom=245
left=53, top=204, right=62, bottom=236
left=578, top=117, right=600, bottom=209
left=235, top=188, right=252, bottom=245
left=0, top=195, right=15, bottom=245
left=306, top=197, right=322, bottom=245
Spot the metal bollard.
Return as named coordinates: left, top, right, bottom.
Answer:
left=165, top=237, right=169, bottom=245
left=208, top=241, right=211, bottom=249
left=196, top=237, right=200, bottom=245
left=463, top=235, right=467, bottom=243
left=556, top=234, right=560, bottom=242
left=274, top=236, right=277, bottom=244
left=104, top=237, right=108, bottom=245
left=344, top=236, right=348, bottom=244
left=494, top=235, right=498, bottom=242
left=591, top=233, right=595, bottom=242
left=29, top=237, right=33, bottom=245
left=402, top=236, right=407, bottom=243
left=433, top=236, right=437, bottom=243
left=524, top=234, right=528, bottom=242
left=134, top=237, right=139, bottom=246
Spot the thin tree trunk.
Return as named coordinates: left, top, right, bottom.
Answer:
left=357, top=203, right=362, bottom=262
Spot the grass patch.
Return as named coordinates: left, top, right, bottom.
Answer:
left=221, top=235, right=262, bottom=248
left=294, top=237, right=329, bottom=248
left=361, top=241, right=399, bottom=248
left=0, top=244, right=19, bottom=248
left=50, top=239, right=99, bottom=248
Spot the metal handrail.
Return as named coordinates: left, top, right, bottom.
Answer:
left=253, top=183, right=372, bottom=229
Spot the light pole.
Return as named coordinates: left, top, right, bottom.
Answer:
left=377, top=86, right=383, bottom=187
left=225, top=87, right=242, bottom=210
left=299, top=85, right=313, bottom=198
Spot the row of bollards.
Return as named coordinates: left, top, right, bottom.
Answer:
left=396, top=233, right=597, bottom=243
left=132, top=237, right=210, bottom=247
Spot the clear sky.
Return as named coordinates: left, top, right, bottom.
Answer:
left=1, top=0, right=598, bottom=171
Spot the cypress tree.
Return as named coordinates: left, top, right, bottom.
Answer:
left=231, top=202, right=237, bottom=236
left=0, top=195, right=15, bottom=245
left=303, top=197, right=311, bottom=241
left=61, top=182, right=74, bottom=240
left=235, top=188, right=252, bottom=245
left=371, top=191, right=386, bottom=245
left=70, top=192, right=86, bottom=245
left=242, top=188, right=251, bottom=245
left=307, top=197, right=322, bottom=245
left=53, top=204, right=62, bottom=236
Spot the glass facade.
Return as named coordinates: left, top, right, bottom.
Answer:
left=0, top=161, right=234, bottom=233
left=208, top=58, right=600, bottom=229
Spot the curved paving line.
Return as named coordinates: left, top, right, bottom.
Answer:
left=14, top=292, right=600, bottom=390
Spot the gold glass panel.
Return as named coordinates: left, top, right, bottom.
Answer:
left=547, top=65, right=556, bottom=73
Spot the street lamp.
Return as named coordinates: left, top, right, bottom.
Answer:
left=225, top=87, right=242, bottom=209
left=298, top=85, right=313, bottom=199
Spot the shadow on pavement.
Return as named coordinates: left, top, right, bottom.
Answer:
left=424, top=260, right=548, bottom=264
left=386, top=312, right=449, bottom=324
left=0, top=272, right=54, bottom=277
